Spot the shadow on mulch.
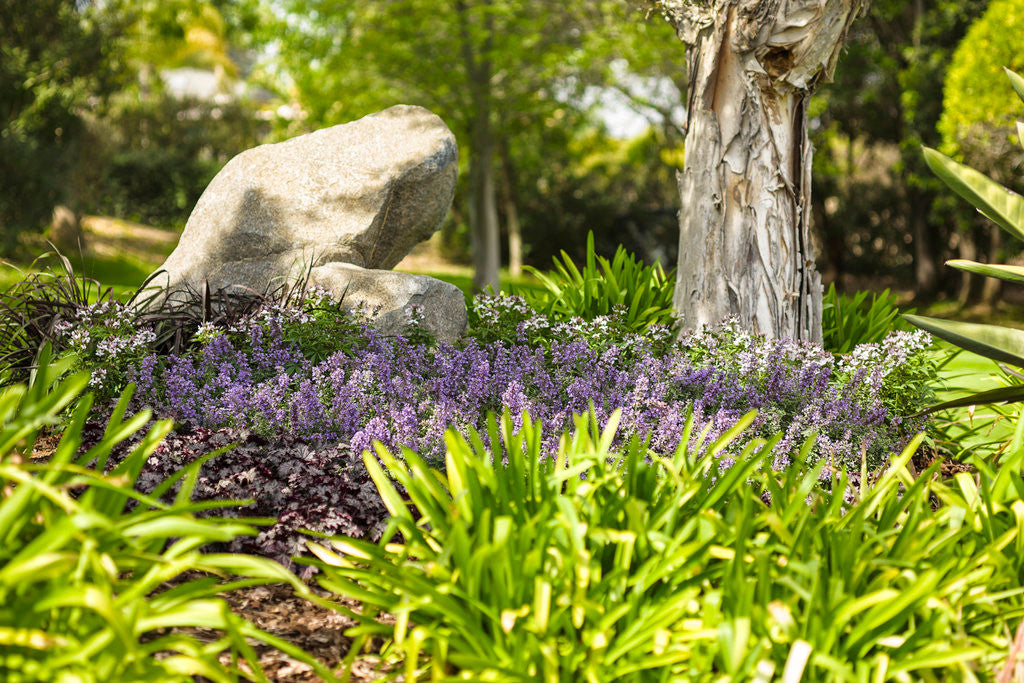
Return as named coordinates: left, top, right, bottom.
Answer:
left=192, top=582, right=395, bottom=682
left=910, top=445, right=976, bottom=479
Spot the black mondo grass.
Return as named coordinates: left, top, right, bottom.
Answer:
left=123, top=254, right=329, bottom=356
left=0, top=249, right=333, bottom=385
left=0, top=251, right=119, bottom=383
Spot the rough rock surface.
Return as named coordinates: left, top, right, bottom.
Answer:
left=150, top=104, right=466, bottom=339
left=310, top=263, right=467, bottom=343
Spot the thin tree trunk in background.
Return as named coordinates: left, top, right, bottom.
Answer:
left=911, top=195, right=939, bottom=299
left=659, top=0, right=866, bottom=342
left=981, top=226, right=1002, bottom=309
left=457, top=0, right=501, bottom=292
left=908, top=0, right=942, bottom=301
left=499, top=139, right=523, bottom=278
left=957, top=230, right=977, bottom=307
left=469, top=136, right=501, bottom=292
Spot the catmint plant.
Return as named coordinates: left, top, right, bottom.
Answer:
left=129, top=300, right=935, bottom=475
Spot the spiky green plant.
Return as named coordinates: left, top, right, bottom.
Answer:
left=906, top=69, right=1024, bottom=412
left=521, top=232, right=676, bottom=331
left=305, top=409, right=1024, bottom=681
left=822, top=284, right=913, bottom=353
left=0, top=347, right=335, bottom=682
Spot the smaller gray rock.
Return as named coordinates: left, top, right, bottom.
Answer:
left=309, top=263, right=467, bottom=343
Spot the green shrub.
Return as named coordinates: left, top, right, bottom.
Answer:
left=821, top=284, right=913, bottom=353
left=521, top=232, right=676, bottom=332
left=0, top=349, right=333, bottom=682
left=306, top=410, right=1024, bottom=681
left=938, top=0, right=1024, bottom=175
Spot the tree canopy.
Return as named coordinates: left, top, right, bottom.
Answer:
left=939, top=0, right=1024, bottom=179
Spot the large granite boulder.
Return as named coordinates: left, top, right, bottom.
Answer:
left=151, top=104, right=466, bottom=340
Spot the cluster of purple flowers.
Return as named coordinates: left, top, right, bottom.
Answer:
left=125, top=295, right=933, bottom=473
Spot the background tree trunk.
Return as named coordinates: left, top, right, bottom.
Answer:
left=500, top=139, right=523, bottom=278
left=469, top=133, right=501, bottom=292
left=981, top=227, right=1003, bottom=310
left=956, top=229, right=977, bottom=307
left=911, top=196, right=939, bottom=299
left=659, top=0, right=866, bottom=341
left=458, top=0, right=501, bottom=292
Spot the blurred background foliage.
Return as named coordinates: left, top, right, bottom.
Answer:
left=2, top=0, right=1023, bottom=310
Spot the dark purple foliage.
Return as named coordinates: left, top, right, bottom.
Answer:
left=84, top=422, right=388, bottom=575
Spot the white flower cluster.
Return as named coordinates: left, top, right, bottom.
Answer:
left=68, top=327, right=91, bottom=347
left=471, top=294, right=534, bottom=325
left=74, top=300, right=134, bottom=330
left=255, top=301, right=315, bottom=327
left=840, top=329, right=932, bottom=394
left=302, top=286, right=333, bottom=309
left=404, top=303, right=426, bottom=325
left=193, top=321, right=223, bottom=343
left=88, top=367, right=107, bottom=388
left=95, top=329, right=157, bottom=358
left=841, top=330, right=931, bottom=375
left=681, top=317, right=742, bottom=355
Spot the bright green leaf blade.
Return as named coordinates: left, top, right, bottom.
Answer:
left=1006, top=68, right=1024, bottom=105
left=923, top=147, right=1024, bottom=241
left=946, top=259, right=1024, bottom=284
left=904, top=314, right=1024, bottom=368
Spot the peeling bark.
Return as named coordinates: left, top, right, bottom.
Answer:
left=656, top=0, right=866, bottom=341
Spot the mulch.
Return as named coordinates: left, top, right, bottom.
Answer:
left=152, top=576, right=399, bottom=682
left=910, top=444, right=976, bottom=479
left=207, top=582, right=394, bottom=682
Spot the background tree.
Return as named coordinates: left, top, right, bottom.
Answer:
left=87, top=0, right=269, bottom=228
left=273, top=0, right=680, bottom=290
left=0, top=0, right=270, bottom=248
left=653, top=0, right=868, bottom=341
left=0, top=0, right=127, bottom=252
left=935, top=0, right=1024, bottom=309
left=809, top=0, right=987, bottom=301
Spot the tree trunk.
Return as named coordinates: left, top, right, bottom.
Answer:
left=458, top=0, right=501, bottom=293
left=659, top=0, right=866, bottom=341
left=499, top=139, right=523, bottom=278
left=957, top=229, right=977, bottom=307
left=981, top=226, right=1002, bottom=309
left=48, top=205, right=83, bottom=252
left=911, top=194, right=939, bottom=299
left=469, top=135, right=501, bottom=292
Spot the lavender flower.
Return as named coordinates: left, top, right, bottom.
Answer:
left=127, top=299, right=934, bottom=475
